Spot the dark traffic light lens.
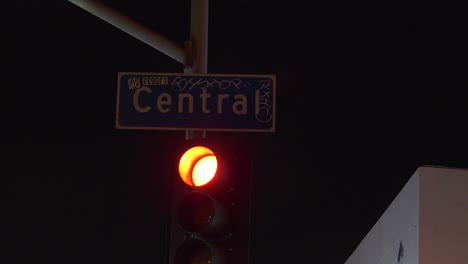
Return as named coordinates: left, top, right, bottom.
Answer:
left=177, top=192, right=215, bottom=233
left=174, top=239, right=212, bottom=264
left=175, top=238, right=228, bottom=264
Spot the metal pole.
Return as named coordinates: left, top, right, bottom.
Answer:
left=185, top=0, right=209, bottom=140
left=185, top=0, right=209, bottom=74
left=67, top=0, right=185, bottom=64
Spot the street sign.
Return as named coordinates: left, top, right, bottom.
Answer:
left=115, top=72, right=276, bottom=132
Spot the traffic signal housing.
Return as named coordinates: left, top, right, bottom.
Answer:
left=167, top=138, right=252, bottom=264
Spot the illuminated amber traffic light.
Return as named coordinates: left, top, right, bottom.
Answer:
left=167, top=139, right=252, bottom=264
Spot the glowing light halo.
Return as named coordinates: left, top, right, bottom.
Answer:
left=179, top=146, right=218, bottom=187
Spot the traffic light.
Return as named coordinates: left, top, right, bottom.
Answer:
left=167, top=137, right=252, bottom=264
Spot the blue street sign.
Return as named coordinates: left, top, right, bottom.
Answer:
left=115, top=72, right=276, bottom=132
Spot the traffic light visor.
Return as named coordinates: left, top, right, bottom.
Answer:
left=179, top=146, right=218, bottom=187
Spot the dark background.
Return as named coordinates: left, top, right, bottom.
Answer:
left=10, top=1, right=467, bottom=263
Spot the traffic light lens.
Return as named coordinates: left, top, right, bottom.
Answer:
left=192, top=155, right=217, bottom=186
left=179, top=146, right=218, bottom=187
left=174, top=239, right=212, bottom=264
left=177, top=192, right=215, bottom=233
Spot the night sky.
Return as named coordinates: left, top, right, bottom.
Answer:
left=11, top=1, right=467, bottom=263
